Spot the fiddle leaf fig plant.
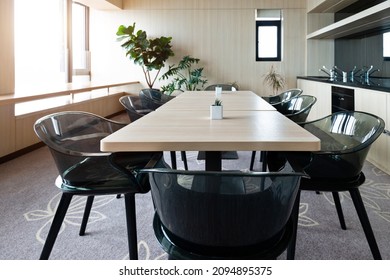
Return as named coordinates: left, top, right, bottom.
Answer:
left=116, top=23, right=174, bottom=88
left=160, top=55, right=208, bottom=95
left=263, top=65, right=285, bottom=95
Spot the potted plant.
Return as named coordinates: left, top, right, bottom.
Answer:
left=263, top=65, right=285, bottom=95
left=116, top=23, right=174, bottom=89
left=210, top=99, right=223, bottom=120
left=160, top=55, right=208, bottom=95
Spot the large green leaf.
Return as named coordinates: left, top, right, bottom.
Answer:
left=116, top=22, right=174, bottom=88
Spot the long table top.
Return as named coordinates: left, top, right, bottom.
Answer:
left=101, top=109, right=320, bottom=152
left=159, top=91, right=276, bottom=111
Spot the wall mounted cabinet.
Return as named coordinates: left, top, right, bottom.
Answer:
left=305, top=0, right=390, bottom=75
left=307, top=1, right=390, bottom=39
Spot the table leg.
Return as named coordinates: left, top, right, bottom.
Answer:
left=205, top=151, right=222, bottom=171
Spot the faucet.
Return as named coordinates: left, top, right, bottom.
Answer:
left=363, top=65, right=380, bottom=83
left=333, top=66, right=347, bottom=82
left=319, top=66, right=330, bottom=75
left=319, top=66, right=335, bottom=80
left=349, top=66, right=362, bottom=82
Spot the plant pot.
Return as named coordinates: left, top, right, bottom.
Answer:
left=210, top=105, right=223, bottom=120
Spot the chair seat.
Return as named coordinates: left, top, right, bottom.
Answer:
left=153, top=213, right=293, bottom=260
left=299, top=172, right=365, bottom=192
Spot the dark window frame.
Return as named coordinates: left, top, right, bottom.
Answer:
left=256, top=20, right=282, bottom=62
left=384, top=32, right=390, bottom=61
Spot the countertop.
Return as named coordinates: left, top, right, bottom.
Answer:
left=297, top=76, right=390, bottom=93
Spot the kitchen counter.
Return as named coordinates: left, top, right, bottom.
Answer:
left=297, top=76, right=390, bottom=93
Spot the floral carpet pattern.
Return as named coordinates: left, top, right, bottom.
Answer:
left=0, top=148, right=389, bottom=260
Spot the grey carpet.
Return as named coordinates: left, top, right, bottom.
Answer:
left=0, top=146, right=389, bottom=260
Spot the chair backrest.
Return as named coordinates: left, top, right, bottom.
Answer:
left=298, top=111, right=385, bottom=178
left=144, top=169, right=303, bottom=251
left=264, top=88, right=303, bottom=109
left=279, top=95, right=317, bottom=123
left=34, top=111, right=126, bottom=175
left=119, top=95, right=152, bottom=122
left=205, top=84, right=238, bottom=91
left=139, top=89, right=175, bottom=110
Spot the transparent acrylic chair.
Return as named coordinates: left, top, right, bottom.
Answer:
left=139, top=88, right=175, bottom=110
left=277, top=95, right=317, bottom=124
left=250, top=95, right=316, bottom=171
left=34, top=111, right=165, bottom=259
left=119, top=95, right=153, bottom=122
left=262, top=88, right=303, bottom=111
left=142, top=168, right=305, bottom=260
left=283, top=111, right=385, bottom=260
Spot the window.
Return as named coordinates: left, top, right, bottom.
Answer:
left=72, top=2, right=90, bottom=78
left=14, top=0, right=67, bottom=86
left=256, top=10, right=282, bottom=61
left=384, top=32, right=390, bottom=61
left=14, top=0, right=90, bottom=87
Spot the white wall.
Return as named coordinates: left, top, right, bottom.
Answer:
left=89, top=0, right=307, bottom=96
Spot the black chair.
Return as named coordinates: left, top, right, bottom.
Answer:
left=142, top=168, right=305, bottom=259
left=283, top=111, right=385, bottom=260
left=250, top=95, right=317, bottom=171
left=139, top=88, right=175, bottom=110
left=205, top=83, right=239, bottom=91
left=119, top=95, right=153, bottom=122
left=138, top=89, right=188, bottom=170
left=277, top=95, right=317, bottom=124
left=262, top=88, right=303, bottom=111
left=34, top=111, right=165, bottom=259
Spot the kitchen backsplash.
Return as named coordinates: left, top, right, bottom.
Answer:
left=335, top=32, right=390, bottom=78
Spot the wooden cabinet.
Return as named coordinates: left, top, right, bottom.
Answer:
left=355, top=87, right=389, bottom=174
left=297, top=78, right=332, bottom=121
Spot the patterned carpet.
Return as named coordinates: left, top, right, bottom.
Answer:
left=0, top=147, right=389, bottom=260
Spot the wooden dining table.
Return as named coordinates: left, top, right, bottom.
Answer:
left=101, top=91, right=320, bottom=170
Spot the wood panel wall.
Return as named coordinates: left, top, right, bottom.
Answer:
left=90, top=0, right=307, bottom=96
left=0, top=0, right=14, bottom=95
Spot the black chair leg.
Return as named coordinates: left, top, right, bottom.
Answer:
left=170, top=151, right=177, bottom=169
left=124, top=193, right=138, bottom=260
left=181, top=151, right=188, bottom=170
left=40, top=193, right=73, bottom=260
left=287, top=190, right=301, bottom=260
left=250, top=151, right=256, bottom=171
left=261, top=151, right=267, bottom=172
left=349, top=189, right=382, bottom=260
left=79, top=196, right=94, bottom=236
left=332, top=192, right=347, bottom=230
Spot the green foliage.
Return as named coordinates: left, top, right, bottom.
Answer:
left=263, top=65, right=285, bottom=95
left=116, top=23, right=174, bottom=88
left=160, top=55, right=208, bottom=95
left=213, top=99, right=222, bottom=106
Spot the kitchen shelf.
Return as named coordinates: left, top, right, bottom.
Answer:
left=307, top=0, right=390, bottom=39
left=308, top=0, right=358, bottom=13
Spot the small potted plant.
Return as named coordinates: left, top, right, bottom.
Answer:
left=210, top=99, right=223, bottom=120
left=263, top=65, right=285, bottom=96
